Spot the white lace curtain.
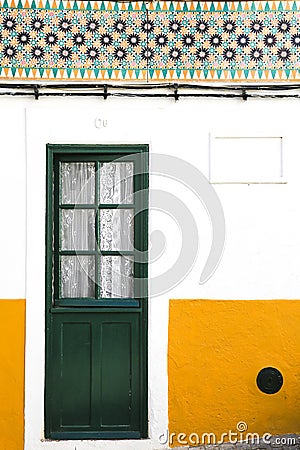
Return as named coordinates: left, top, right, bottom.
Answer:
left=60, top=162, right=134, bottom=299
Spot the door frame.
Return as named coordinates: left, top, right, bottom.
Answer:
left=45, top=144, right=149, bottom=439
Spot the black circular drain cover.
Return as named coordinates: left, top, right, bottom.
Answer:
left=256, top=367, right=283, bottom=394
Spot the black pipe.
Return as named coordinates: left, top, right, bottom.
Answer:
left=0, top=91, right=298, bottom=99
left=0, top=82, right=299, bottom=100
left=0, top=82, right=300, bottom=91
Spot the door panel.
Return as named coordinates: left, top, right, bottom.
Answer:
left=100, top=322, right=132, bottom=427
left=59, top=322, right=92, bottom=427
left=48, top=313, right=141, bottom=437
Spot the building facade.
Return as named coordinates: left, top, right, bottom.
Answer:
left=0, top=1, right=300, bottom=449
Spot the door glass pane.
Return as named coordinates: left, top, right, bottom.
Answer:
left=100, top=209, right=134, bottom=251
left=60, top=255, right=95, bottom=298
left=61, top=209, right=95, bottom=250
left=61, top=162, right=95, bottom=204
left=100, top=256, right=134, bottom=298
left=100, top=162, right=133, bottom=204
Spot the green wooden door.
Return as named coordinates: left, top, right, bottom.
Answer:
left=45, top=145, right=148, bottom=440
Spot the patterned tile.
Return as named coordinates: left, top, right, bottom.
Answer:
left=146, top=10, right=300, bottom=70
left=0, top=1, right=299, bottom=81
left=0, top=8, right=147, bottom=74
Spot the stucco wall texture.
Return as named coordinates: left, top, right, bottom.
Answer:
left=0, top=300, right=25, bottom=450
left=168, top=300, right=300, bottom=448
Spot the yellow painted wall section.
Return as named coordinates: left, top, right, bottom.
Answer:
left=0, top=300, right=25, bottom=450
left=168, top=300, right=300, bottom=447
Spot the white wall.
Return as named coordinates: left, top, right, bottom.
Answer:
left=0, top=100, right=26, bottom=299
left=0, top=93, right=294, bottom=449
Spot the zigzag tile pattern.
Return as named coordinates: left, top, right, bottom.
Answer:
left=0, top=1, right=299, bottom=81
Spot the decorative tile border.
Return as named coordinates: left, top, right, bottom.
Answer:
left=2, top=1, right=300, bottom=12
left=0, top=1, right=300, bottom=81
